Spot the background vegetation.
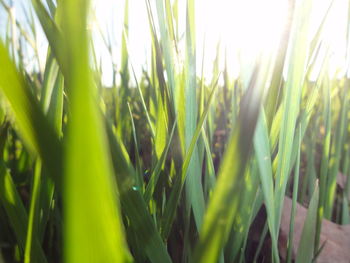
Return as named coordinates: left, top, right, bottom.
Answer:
left=0, top=0, right=349, bottom=262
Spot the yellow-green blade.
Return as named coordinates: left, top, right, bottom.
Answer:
left=61, top=0, right=131, bottom=262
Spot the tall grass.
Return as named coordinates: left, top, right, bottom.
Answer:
left=0, top=0, right=349, bottom=262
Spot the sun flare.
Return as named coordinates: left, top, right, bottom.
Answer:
left=93, top=0, right=289, bottom=83
left=92, top=0, right=348, bottom=84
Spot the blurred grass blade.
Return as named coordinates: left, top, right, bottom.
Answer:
left=0, top=42, right=62, bottom=187
left=61, top=0, right=131, bottom=262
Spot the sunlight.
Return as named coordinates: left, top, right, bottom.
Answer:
left=196, top=0, right=288, bottom=80
left=92, top=0, right=347, bottom=84
left=198, top=0, right=287, bottom=54
left=92, top=0, right=288, bottom=84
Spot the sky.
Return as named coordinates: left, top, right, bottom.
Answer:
left=93, top=0, right=289, bottom=84
left=0, top=0, right=348, bottom=85
left=91, top=0, right=349, bottom=83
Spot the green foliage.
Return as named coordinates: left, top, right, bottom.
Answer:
left=0, top=0, right=349, bottom=262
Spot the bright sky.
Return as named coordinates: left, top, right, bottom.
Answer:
left=93, top=0, right=289, bottom=84
left=0, top=0, right=348, bottom=85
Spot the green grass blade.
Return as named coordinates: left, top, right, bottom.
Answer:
left=315, top=76, right=331, bottom=248
left=0, top=162, right=47, bottom=263
left=40, top=51, right=59, bottom=113
left=201, top=128, right=216, bottom=198
left=121, top=0, right=129, bottom=88
left=154, top=92, right=168, bottom=160
left=31, top=0, right=66, bottom=77
left=37, top=69, right=64, bottom=242
left=61, top=0, right=131, bottom=262
left=183, top=0, right=205, bottom=231
left=129, top=60, right=155, bottom=138
left=105, top=121, right=172, bottom=263
left=325, top=81, right=349, bottom=218
left=341, top=194, right=350, bottom=224
left=127, top=103, right=143, bottom=188
left=274, top=0, right=314, bottom=234
left=144, top=120, right=177, bottom=203
left=264, top=0, right=295, bottom=129
left=0, top=42, right=62, bottom=187
left=286, top=125, right=301, bottom=263
left=154, top=0, right=176, bottom=104
left=225, top=163, right=261, bottom=262
left=295, top=182, right=319, bottom=263
left=237, top=187, right=263, bottom=263
left=24, top=159, right=42, bottom=263
left=161, top=76, right=219, bottom=239
left=253, top=109, right=279, bottom=263
left=193, top=66, right=264, bottom=263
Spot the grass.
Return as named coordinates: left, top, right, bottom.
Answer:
left=0, top=0, right=349, bottom=262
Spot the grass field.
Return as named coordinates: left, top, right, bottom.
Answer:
left=0, top=0, right=349, bottom=262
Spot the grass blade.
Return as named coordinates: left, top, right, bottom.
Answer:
left=0, top=162, right=47, bottom=263
left=161, top=76, right=219, bottom=239
left=295, top=182, right=319, bottom=263
left=61, top=0, right=131, bottom=262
